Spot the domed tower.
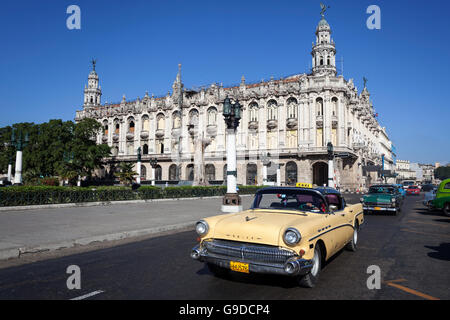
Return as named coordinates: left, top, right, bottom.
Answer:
left=83, top=59, right=102, bottom=107
left=311, top=6, right=337, bottom=77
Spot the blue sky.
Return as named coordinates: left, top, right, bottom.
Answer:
left=0, top=0, right=448, bottom=165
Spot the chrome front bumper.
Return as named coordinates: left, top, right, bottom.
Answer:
left=190, top=241, right=313, bottom=277
left=363, top=206, right=397, bottom=212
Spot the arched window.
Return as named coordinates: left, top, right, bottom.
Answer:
left=186, top=164, right=194, bottom=181
left=128, top=119, right=135, bottom=133
left=249, top=102, right=258, bottom=122
left=103, top=121, right=108, bottom=136
left=331, top=97, right=338, bottom=116
left=142, top=115, right=150, bottom=131
left=169, top=164, right=180, bottom=181
left=172, top=111, right=181, bottom=129
left=155, top=165, right=162, bottom=181
left=267, top=100, right=277, bottom=120
left=316, top=98, right=324, bottom=116
left=114, top=123, right=120, bottom=135
left=285, top=161, right=298, bottom=186
left=246, top=163, right=257, bottom=185
left=205, top=164, right=215, bottom=182
left=287, top=98, right=298, bottom=119
left=157, top=114, right=165, bottom=130
left=189, top=109, right=199, bottom=127
left=143, top=144, right=149, bottom=155
left=140, top=165, right=147, bottom=180
left=207, top=107, right=217, bottom=126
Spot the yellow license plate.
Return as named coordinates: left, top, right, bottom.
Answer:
left=374, top=207, right=382, bottom=210
left=230, top=261, right=249, bottom=273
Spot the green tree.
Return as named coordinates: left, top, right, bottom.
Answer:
left=435, top=166, right=450, bottom=181
left=115, top=162, right=137, bottom=186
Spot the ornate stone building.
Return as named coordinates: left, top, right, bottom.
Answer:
left=75, top=14, right=394, bottom=191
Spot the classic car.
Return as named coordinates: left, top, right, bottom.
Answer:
left=191, top=186, right=364, bottom=288
left=361, top=184, right=403, bottom=215
left=430, top=179, right=450, bottom=216
left=406, top=185, right=420, bottom=196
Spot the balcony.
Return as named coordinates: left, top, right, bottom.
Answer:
left=286, top=118, right=298, bottom=129
left=140, top=130, right=149, bottom=140
left=155, top=129, right=165, bottom=139
left=248, top=121, right=258, bottom=131
left=267, top=119, right=278, bottom=131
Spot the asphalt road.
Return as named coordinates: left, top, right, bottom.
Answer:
left=0, top=193, right=448, bottom=300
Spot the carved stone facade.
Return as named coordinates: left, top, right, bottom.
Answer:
left=75, top=16, right=394, bottom=191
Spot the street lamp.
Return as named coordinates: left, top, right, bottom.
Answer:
left=11, top=128, right=29, bottom=185
left=149, top=157, right=158, bottom=186
left=261, top=152, right=271, bottom=185
left=136, top=147, right=142, bottom=185
left=327, top=142, right=335, bottom=188
left=221, top=96, right=242, bottom=213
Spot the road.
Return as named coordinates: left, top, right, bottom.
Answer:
left=0, top=194, right=448, bottom=300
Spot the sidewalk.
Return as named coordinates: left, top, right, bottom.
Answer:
left=0, top=196, right=254, bottom=260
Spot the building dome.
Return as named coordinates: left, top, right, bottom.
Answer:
left=317, top=17, right=330, bottom=30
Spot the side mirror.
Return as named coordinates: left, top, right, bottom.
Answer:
left=329, top=204, right=338, bottom=213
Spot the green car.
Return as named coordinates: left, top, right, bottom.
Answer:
left=431, top=179, right=450, bottom=216
left=361, top=184, right=403, bottom=215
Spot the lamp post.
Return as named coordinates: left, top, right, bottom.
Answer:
left=221, top=96, right=243, bottom=213
left=149, top=157, right=158, bottom=186
left=11, top=128, right=29, bottom=185
left=327, top=142, right=335, bottom=188
left=261, top=152, right=271, bottom=185
left=136, top=147, right=142, bottom=185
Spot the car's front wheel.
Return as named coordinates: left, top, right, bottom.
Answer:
left=443, top=203, right=450, bottom=217
left=297, top=245, right=322, bottom=288
left=346, top=223, right=359, bottom=251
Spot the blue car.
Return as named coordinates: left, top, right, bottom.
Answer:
left=395, top=184, right=406, bottom=198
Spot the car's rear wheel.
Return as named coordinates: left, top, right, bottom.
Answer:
left=444, top=203, right=450, bottom=217
left=297, top=245, right=321, bottom=288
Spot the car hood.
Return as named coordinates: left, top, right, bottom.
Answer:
left=210, top=209, right=323, bottom=246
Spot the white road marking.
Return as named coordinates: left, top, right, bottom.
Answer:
left=70, top=290, right=104, bottom=300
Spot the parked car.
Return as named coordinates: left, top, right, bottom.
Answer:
left=406, top=185, right=420, bottom=196
left=191, top=186, right=364, bottom=288
left=361, top=184, right=403, bottom=215
left=430, top=179, right=450, bottom=216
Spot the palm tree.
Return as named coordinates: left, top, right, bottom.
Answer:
left=115, top=162, right=137, bottom=186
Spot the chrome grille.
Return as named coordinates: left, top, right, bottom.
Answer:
left=203, top=239, right=295, bottom=264
left=364, top=202, right=390, bottom=207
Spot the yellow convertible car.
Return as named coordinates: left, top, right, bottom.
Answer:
left=191, top=186, right=364, bottom=288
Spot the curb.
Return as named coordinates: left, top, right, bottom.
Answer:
left=0, top=195, right=252, bottom=212
left=0, top=197, right=222, bottom=212
left=0, top=221, right=195, bottom=261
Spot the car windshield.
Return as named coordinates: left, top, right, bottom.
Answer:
left=252, top=189, right=327, bottom=214
left=369, top=186, right=395, bottom=194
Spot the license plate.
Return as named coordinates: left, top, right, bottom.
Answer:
left=230, top=261, right=249, bottom=273
left=374, top=207, right=382, bottom=210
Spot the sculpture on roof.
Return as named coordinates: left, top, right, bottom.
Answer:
left=320, top=3, right=330, bottom=18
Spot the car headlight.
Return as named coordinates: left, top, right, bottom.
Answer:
left=195, top=220, right=209, bottom=236
left=283, top=228, right=301, bottom=246
left=360, top=198, right=364, bottom=203
left=391, top=198, right=396, bottom=203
